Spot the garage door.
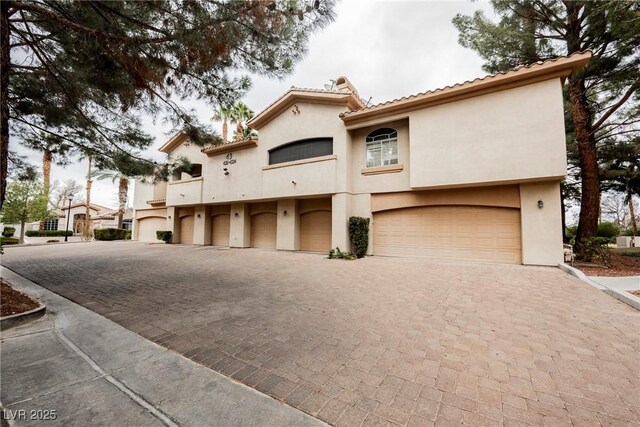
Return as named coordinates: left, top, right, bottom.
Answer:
left=137, top=217, right=165, bottom=242
left=251, top=213, right=276, bottom=249
left=180, top=215, right=194, bottom=244
left=373, top=206, right=521, bottom=264
left=300, top=211, right=332, bottom=252
left=211, top=214, right=230, bottom=246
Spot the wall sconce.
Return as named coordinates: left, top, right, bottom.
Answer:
left=537, top=199, right=544, bottom=209
left=283, top=210, right=288, bottom=216
left=291, top=180, right=297, bottom=185
left=197, top=214, right=201, bottom=218
left=223, top=168, right=229, bottom=176
left=168, top=215, right=172, bottom=219
left=234, top=212, right=239, bottom=217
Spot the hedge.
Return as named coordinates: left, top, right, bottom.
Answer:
left=25, top=230, right=73, bottom=237
left=2, top=227, right=15, bottom=237
left=348, top=216, right=370, bottom=258
left=0, top=236, right=19, bottom=245
left=156, top=230, right=172, bottom=243
left=94, top=228, right=127, bottom=241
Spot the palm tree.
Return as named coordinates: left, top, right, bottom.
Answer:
left=94, top=170, right=130, bottom=229
left=211, top=105, right=233, bottom=143
left=230, top=103, right=254, bottom=141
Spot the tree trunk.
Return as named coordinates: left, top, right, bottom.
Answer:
left=560, top=183, right=567, bottom=243
left=0, top=1, right=11, bottom=208
left=236, top=123, right=243, bottom=141
left=222, top=121, right=228, bottom=143
left=83, top=157, right=92, bottom=240
left=19, top=220, right=25, bottom=244
left=117, top=177, right=128, bottom=229
left=39, top=148, right=52, bottom=231
left=629, top=193, right=637, bottom=237
left=565, top=2, right=599, bottom=245
left=569, top=76, right=600, bottom=244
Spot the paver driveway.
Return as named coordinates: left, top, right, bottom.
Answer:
left=2, top=242, right=639, bottom=426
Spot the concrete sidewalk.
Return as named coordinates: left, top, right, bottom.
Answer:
left=588, top=275, right=640, bottom=311
left=0, top=267, right=325, bottom=427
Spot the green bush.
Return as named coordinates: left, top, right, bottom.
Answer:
left=580, top=237, right=612, bottom=267
left=348, top=216, right=370, bottom=258
left=565, top=225, right=578, bottom=239
left=125, top=231, right=132, bottom=240
left=597, top=222, right=620, bottom=238
left=620, top=226, right=638, bottom=236
left=328, top=247, right=355, bottom=260
left=2, top=227, right=16, bottom=237
left=94, top=228, right=127, bottom=240
left=156, top=230, right=172, bottom=243
left=25, top=230, right=73, bottom=237
left=0, top=236, right=19, bottom=245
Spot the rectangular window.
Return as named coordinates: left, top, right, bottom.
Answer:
left=122, top=219, right=132, bottom=231
left=43, top=219, right=59, bottom=231
left=366, top=138, right=398, bottom=167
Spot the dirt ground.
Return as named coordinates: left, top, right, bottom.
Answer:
left=0, top=278, right=39, bottom=317
left=579, top=250, right=640, bottom=277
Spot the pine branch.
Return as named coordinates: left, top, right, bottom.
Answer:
left=591, top=80, right=640, bottom=133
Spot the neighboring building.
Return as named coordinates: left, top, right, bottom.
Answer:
left=132, top=52, right=591, bottom=265
left=58, top=203, right=125, bottom=234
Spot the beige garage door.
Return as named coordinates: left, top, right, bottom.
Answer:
left=180, top=215, right=194, bottom=244
left=300, top=211, right=332, bottom=252
left=251, top=213, right=276, bottom=249
left=211, top=214, right=230, bottom=246
left=373, top=206, right=521, bottom=264
left=137, top=217, right=165, bottom=242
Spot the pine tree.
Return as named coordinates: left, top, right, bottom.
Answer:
left=1, top=0, right=336, bottom=207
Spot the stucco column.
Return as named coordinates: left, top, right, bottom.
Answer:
left=331, top=193, right=351, bottom=251
left=230, top=203, right=250, bottom=248
left=167, top=206, right=180, bottom=243
left=193, top=205, right=211, bottom=245
left=277, top=199, right=299, bottom=250
left=519, top=182, right=563, bottom=265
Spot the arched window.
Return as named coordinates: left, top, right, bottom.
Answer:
left=366, top=128, right=398, bottom=168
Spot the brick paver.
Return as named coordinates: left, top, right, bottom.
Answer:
left=2, top=242, right=639, bottom=426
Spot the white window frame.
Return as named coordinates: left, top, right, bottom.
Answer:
left=365, top=128, right=398, bottom=168
left=43, top=219, right=59, bottom=231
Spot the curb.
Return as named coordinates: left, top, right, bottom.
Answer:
left=558, top=263, right=640, bottom=311
left=0, top=304, right=46, bottom=330
left=557, top=263, right=606, bottom=289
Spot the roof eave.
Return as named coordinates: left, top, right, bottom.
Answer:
left=341, top=51, right=592, bottom=126
left=158, top=131, right=188, bottom=153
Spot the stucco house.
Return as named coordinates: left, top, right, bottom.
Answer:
left=132, top=52, right=591, bottom=266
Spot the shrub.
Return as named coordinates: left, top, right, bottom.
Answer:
left=581, top=237, right=612, bottom=267
left=2, top=227, right=15, bottom=237
left=348, top=216, right=370, bottom=258
left=25, top=230, right=73, bottom=237
left=565, top=225, right=578, bottom=239
left=328, top=247, right=355, bottom=260
left=0, top=237, right=19, bottom=245
left=125, top=231, right=132, bottom=240
left=597, top=222, right=620, bottom=238
left=94, top=228, right=127, bottom=240
left=156, top=230, right=173, bottom=243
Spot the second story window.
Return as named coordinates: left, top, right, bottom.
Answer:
left=366, top=128, right=398, bottom=168
left=269, top=138, right=333, bottom=165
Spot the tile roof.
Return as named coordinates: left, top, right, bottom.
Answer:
left=340, top=51, right=592, bottom=121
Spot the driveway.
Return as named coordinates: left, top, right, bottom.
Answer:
left=2, top=242, right=639, bottom=426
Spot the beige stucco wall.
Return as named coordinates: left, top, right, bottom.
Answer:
left=519, top=181, right=564, bottom=265
left=409, top=78, right=567, bottom=189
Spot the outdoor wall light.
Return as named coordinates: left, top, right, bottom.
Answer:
left=168, top=215, right=172, bottom=219
left=197, top=214, right=201, bottom=218
left=223, top=168, right=229, bottom=176
left=234, top=212, right=239, bottom=217
left=537, top=199, right=544, bottom=209
left=284, top=210, right=288, bottom=216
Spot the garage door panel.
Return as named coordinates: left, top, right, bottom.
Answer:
left=251, top=213, right=276, bottom=249
left=180, top=215, right=194, bottom=244
left=137, top=217, right=165, bottom=242
left=373, top=206, right=521, bottom=264
left=300, top=211, right=332, bottom=252
left=212, top=214, right=230, bottom=246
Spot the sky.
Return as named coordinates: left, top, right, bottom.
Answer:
left=15, top=0, right=497, bottom=209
